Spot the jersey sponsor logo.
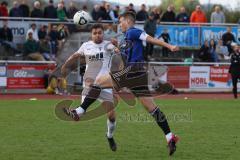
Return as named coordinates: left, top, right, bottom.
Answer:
left=89, top=52, right=104, bottom=62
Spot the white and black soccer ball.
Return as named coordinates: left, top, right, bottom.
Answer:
left=73, top=10, right=92, bottom=25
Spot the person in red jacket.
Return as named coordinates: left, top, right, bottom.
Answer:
left=190, top=5, right=207, bottom=24
left=0, top=1, right=8, bottom=17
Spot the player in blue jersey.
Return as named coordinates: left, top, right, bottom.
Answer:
left=62, top=12, right=179, bottom=156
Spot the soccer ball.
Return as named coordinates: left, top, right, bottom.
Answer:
left=73, top=10, right=92, bottom=25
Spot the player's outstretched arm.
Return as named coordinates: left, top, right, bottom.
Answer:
left=146, top=36, right=179, bottom=52
left=61, top=53, right=82, bottom=77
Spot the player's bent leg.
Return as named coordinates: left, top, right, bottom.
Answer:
left=95, top=74, right=113, bottom=89
left=139, top=97, right=179, bottom=156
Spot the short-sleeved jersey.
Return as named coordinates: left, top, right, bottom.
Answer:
left=124, top=27, right=147, bottom=63
left=75, top=40, right=113, bottom=79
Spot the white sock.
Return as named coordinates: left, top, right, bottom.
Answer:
left=166, top=132, right=173, bottom=142
left=106, top=119, right=116, bottom=138
left=75, top=106, right=85, bottom=115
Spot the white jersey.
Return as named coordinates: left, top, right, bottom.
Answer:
left=75, top=40, right=114, bottom=81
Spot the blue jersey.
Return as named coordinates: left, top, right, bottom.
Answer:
left=124, top=27, right=145, bottom=63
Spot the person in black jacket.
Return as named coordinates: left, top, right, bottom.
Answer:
left=222, top=27, right=236, bottom=54
left=144, top=13, right=156, bottom=59
left=158, top=29, right=171, bottom=57
left=44, top=0, right=57, bottom=19
left=0, top=20, right=14, bottom=50
left=9, top=1, right=22, bottom=17
left=161, top=5, right=176, bottom=22
left=31, top=1, right=43, bottom=18
left=19, top=0, right=30, bottom=17
left=229, top=43, right=240, bottom=99
left=176, top=6, right=189, bottom=23
left=136, top=4, right=148, bottom=21
left=198, top=40, right=211, bottom=62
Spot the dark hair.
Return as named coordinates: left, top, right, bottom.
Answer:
left=90, top=24, right=104, bottom=32
left=119, top=11, right=136, bottom=22
left=1, top=1, right=8, bottom=6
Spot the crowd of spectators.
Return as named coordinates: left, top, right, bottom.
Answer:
left=0, top=0, right=228, bottom=24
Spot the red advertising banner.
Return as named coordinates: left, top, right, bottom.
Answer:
left=210, top=66, right=231, bottom=83
left=167, top=66, right=190, bottom=88
left=7, top=64, right=55, bottom=89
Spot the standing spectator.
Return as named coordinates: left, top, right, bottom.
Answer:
left=57, top=3, right=67, bottom=21
left=38, top=25, right=48, bottom=41
left=209, top=39, right=218, bottom=62
left=26, top=23, right=39, bottom=41
left=91, top=4, right=105, bottom=22
left=59, top=0, right=68, bottom=17
left=136, top=4, right=148, bottom=21
left=211, top=5, right=225, bottom=24
left=198, top=40, right=211, bottom=62
left=0, top=21, right=13, bottom=42
left=99, top=1, right=107, bottom=19
left=48, top=25, right=59, bottom=56
left=0, top=1, right=8, bottom=17
left=229, top=44, right=240, bottom=99
left=24, top=32, right=45, bottom=61
left=215, top=39, right=229, bottom=61
left=190, top=5, right=207, bottom=24
left=144, top=13, right=156, bottom=59
left=113, top=5, right=120, bottom=20
left=19, top=0, right=30, bottom=17
left=158, top=29, right=171, bottom=57
left=105, top=3, right=118, bottom=22
left=44, top=0, right=57, bottom=19
left=151, top=7, right=161, bottom=23
left=128, top=3, right=136, bottom=13
left=67, top=1, right=78, bottom=19
left=222, top=27, right=236, bottom=53
left=9, top=1, right=22, bottom=17
left=161, top=4, right=176, bottom=22
left=176, top=6, right=189, bottom=23
left=31, top=1, right=43, bottom=18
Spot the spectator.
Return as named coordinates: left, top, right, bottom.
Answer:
left=99, top=1, right=108, bottom=20
left=0, top=1, right=8, bottom=17
left=91, top=4, right=105, bottom=22
left=136, top=4, right=148, bottom=21
left=229, top=43, right=240, bottom=99
left=57, top=24, right=69, bottom=49
left=59, top=0, right=68, bottom=17
left=38, top=25, right=48, bottom=41
left=104, top=23, right=117, bottom=40
left=113, top=5, right=120, bottom=20
left=26, top=23, right=39, bottom=41
left=158, top=29, right=171, bottom=57
left=0, top=21, right=13, bottom=42
left=48, top=25, right=59, bottom=56
left=39, top=36, right=52, bottom=60
left=31, top=1, right=43, bottom=18
left=209, top=39, right=218, bottom=62
left=190, top=5, right=207, bottom=24
left=222, top=26, right=236, bottom=53
left=82, top=5, right=88, bottom=12
left=24, top=32, right=45, bottom=61
left=176, top=6, right=189, bottom=23
left=161, top=4, right=176, bottom=22
left=9, top=1, right=22, bottom=17
left=57, top=3, right=67, bottom=21
left=44, top=0, right=57, bottom=19
left=151, top=7, right=161, bottom=23
left=198, top=40, right=211, bottom=62
left=211, top=5, right=225, bottom=24
left=105, top=3, right=118, bottom=22
left=216, top=39, right=230, bottom=61
left=67, top=1, right=78, bottom=19
left=128, top=3, right=136, bottom=13
left=144, top=13, right=156, bottom=59
left=19, top=0, right=30, bottom=17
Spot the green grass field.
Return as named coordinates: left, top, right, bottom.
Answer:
left=0, top=98, right=239, bottom=160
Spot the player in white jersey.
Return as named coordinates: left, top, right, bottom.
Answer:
left=61, top=24, right=117, bottom=151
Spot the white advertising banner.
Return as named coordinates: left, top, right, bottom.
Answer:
left=190, top=66, right=210, bottom=88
